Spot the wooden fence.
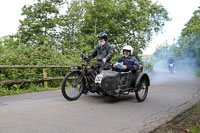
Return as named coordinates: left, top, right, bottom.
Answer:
left=0, top=65, right=71, bottom=87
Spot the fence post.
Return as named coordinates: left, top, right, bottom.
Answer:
left=43, top=68, right=48, bottom=87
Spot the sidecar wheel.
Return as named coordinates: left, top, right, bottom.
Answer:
left=61, top=71, right=85, bottom=101
left=135, top=78, right=148, bottom=102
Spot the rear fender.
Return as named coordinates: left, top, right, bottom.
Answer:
left=135, top=72, right=150, bottom=89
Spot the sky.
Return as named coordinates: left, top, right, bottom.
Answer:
left=144, top=0, right=200, bottom=54
left=0, top=0, right=34, bottom=37
left=0, top=0, right=199, bottom=55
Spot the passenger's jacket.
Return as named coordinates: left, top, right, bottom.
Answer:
left=88, top=43, right=114, bottom=62
left=114, top=55, right=139, bottom=72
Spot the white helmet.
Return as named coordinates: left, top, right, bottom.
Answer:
left=122, top=45, right=133, bottom=55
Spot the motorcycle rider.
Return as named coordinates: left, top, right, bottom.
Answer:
left=112, top=45, right=139, bottom=72
left=88, top=32, right=114, bottom=72
left=168, top=56, right=175, bottom=64
left=167, top=56, right=175, bottom=72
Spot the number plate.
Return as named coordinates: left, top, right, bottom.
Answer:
left=95, top=74, right=103, bottom=84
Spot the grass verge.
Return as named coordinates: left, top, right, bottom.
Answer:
left=0, top=86, right=60, bottom=96
left=150, top=102, right=200, bottom=133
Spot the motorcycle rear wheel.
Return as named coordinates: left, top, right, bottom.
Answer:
left=61, top=71, right=85, bottom=101
left=135, top=78, right=148, bottom=102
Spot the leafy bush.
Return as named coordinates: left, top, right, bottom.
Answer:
left=0, top=83, right=58, bottom=96
left=0, top=44, right=81, bottom=88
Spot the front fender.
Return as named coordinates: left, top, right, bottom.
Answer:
left=135, top=72, right=150, bottom=89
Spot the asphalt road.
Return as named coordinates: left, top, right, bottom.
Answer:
left=0, top=70, right=200, bottom=133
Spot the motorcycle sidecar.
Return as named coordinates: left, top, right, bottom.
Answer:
left=95, top=67, right=150, bottom=102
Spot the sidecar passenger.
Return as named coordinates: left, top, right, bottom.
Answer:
left=112, top=45, right=139, bottom=73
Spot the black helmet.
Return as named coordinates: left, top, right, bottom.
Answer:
left=97, top=32, right=108, bottom=41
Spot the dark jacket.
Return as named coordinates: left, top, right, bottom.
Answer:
left=168, top=58, right=174, bottom=64
left=89, top=43, right=114, bottom=62
left=114, top=55, right=139, bottom=72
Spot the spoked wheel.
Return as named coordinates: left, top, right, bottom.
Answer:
left=135, top=78, right=148, bottom=102
left=61, top=71, right=85, bottom=101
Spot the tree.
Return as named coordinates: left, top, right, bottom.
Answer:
left=1, top=34, right=21, bottom=49
left=59, top=0, right=89, bottom=54
left=17, top=0, right=169, bottom=56
left=61, top=0, right=170, bottom=55
left=18, top=0, right=64, bottom=48
left=176, top=7, right=200, bottom=59
left=0, top=37, right=2, bottom=47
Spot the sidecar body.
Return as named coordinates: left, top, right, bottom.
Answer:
left=95, top=66, right=150, bottom=101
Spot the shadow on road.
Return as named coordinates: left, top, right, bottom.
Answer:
left=81, top=93, right=138, bottom=104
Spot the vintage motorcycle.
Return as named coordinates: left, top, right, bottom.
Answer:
left=61, top=54, right=150, bottom=102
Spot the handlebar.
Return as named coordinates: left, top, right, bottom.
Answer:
left=80, top=54, right=89, bottom=61
left=80, top=54, right=96, bottom=62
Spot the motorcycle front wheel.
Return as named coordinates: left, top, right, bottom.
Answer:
left=61, top=71, right=85, bottom=101
left=135, top=78, right=148, bottom=102
left=170, top=68, right=173, bottom=74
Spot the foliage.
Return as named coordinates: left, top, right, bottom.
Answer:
left=196, top=68, right=200, bottom=77
left=153, top=7, right=200, bottom=76
left=153, top=40, right=177, bottom=59
left=61, top=0, right=169, bottom=55
left=174, top=7, right=200, bottom=63
left=0, top=83, right=59, bottom=96
left=0, top=37, right=2, bottom=48
left=18, top=0, right=64, bottom=48
left=141, top=55, right=154, bottom=73
left=16, top=0, right=169, bottom=55
left=0, top=0, right=170, bottom=92
left=0, top=44, right=80, bottom=88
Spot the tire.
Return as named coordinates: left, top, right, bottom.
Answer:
left=61, top=71, right=85, bottom=101
left=135, top=78, right=148, bottom=102
left=170, top=68, right=173, bottom=74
